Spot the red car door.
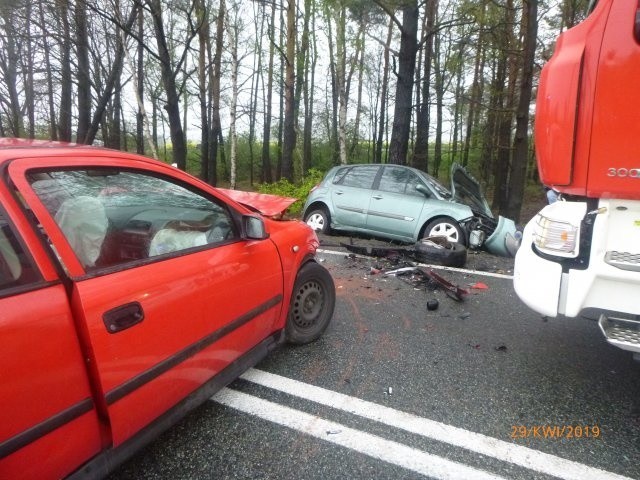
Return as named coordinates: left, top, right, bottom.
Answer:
left=0, top=193, right=103, bottom=479
left=9, top=157, right=284, bottom=447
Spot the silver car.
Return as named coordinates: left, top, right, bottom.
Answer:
left=302, top=163, right=517, bottom=256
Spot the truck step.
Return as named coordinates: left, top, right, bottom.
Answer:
left=604, top=251, right=640, bottom=272
left=598, top=315, right=640, bottom=353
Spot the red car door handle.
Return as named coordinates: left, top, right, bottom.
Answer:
left=103, top=302, right=145, bottom=333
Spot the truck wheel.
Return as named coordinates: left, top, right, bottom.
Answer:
left=414, top=237, right=467, bottom=268
left=423, top=217, right=465, bottom=246
left=286, top=262, right=335, bottom=345
left=304, top=208, right=331, bottom=234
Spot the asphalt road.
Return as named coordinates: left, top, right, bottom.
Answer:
left=111, top=235, right=640, bottom=480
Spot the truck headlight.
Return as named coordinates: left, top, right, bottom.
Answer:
left=532, top=213, right=580, bottom=258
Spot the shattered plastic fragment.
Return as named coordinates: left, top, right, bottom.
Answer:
left=384, top=267, right=417, bottom=276
left=470, top=282, right=489, bottom=290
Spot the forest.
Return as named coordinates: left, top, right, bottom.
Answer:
left=0, top=0, right=589, bottom=222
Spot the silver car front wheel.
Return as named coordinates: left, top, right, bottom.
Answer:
left=424, top=217, right=465, bottom=245
left=304, top=208, right=330, bottom=234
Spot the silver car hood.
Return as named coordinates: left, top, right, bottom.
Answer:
left=449, top=163, right=494, bottom=218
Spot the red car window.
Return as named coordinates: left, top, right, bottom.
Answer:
left=27, top=169, right=237, bottom=271
left=0, top=213, right=41, bottom=291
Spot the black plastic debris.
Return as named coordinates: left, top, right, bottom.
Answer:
left=340, top=237, right=467, bottom=268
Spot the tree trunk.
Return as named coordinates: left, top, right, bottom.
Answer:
left=147, top=0, right=187, bottom=170
left=302, top=0, right=317, bottom=175
left=109, top=75, right=122, bottom=149
left=388, top=1, right=419, bottom=165
left=374, top=19, right=393, bottom=164
left=85, top=3, right=138, bottom=145
left=505, top=0, right=538, bottom=222
left=350, top=24, right=365, bottom=161
left=0, top=7, right=23, bottom=137
left=450, top=42, right=465, bottom=164
left=412, top=0, right=436, bottom=171
left=197, top=0, right=210, bottom=180
left=462, top=3, right=486, bottom=167
left=334, top=6, right=348, bottom=165
left=261, top=1, right=276, bottom=183
left=280, top=0, right=297, bottom=181
left=226, top=7, right=239, bottom=189
left=75, top=0, right=91, bottom=143
left=39, top=1, right=57, bottom=140
left=136, top=7, right=144, bottom=154
left=58, top=0, right=72, bottom=142
left=325, top=10, right=339, bottom=166
left=24, top=2, right=35, bottom=138
left=248, top=2, right=264, bottom=184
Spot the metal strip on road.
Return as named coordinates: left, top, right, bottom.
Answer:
left=234, top=369, right=633, bottom=480
left=316, top=248, right=514, bottom=280
left=214, top=388, right=507, bottom=480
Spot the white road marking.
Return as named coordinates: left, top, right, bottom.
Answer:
left=236, top=369, right=633, bottom=480
left=317, top=248, right=514, bottom=279
left=214, top=388, right=506, bottom=480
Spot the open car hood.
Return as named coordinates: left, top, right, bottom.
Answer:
left=217, top=188, right=297, bottom=218
left=449, top=163, right=493, bottom=218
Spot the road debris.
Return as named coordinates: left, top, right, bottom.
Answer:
left=470, top=282, right=489, bottom=290
left=341, top=237, right=467, bottom=268
left=427, top=299, right=439, bottom=311
left=419, top=268, right=468, bottom=301
left=385, top=266, right=468, bottom=301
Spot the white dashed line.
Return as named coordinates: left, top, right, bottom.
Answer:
left=214, top=388, right=507, bottom=480
left=218, top=369, right=633, bottom=480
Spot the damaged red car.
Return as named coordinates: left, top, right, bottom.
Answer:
left=0, top=138, right=335, bottom=479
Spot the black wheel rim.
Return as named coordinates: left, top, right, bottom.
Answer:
left=292, top=280, right=324, bottom=328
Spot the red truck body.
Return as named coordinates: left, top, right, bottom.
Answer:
left=514, top=0, right=640, bottom=360
left=536, top=0, right=640, bottom=198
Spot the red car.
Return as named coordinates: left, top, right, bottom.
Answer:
left=0, top=138, right=335, bottom=479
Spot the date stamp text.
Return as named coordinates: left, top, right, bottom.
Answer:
left=511, top=425, right=600, bottom=439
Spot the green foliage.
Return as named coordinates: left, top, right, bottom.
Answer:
left=256, top=168, right=325, bottom=215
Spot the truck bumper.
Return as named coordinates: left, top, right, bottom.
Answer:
left=514, top=199, right=640, bottom=353
left=513, top=219, right=563, bottom=318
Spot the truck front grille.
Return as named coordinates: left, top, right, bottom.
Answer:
left=604, top=251, right=640, bottom=271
